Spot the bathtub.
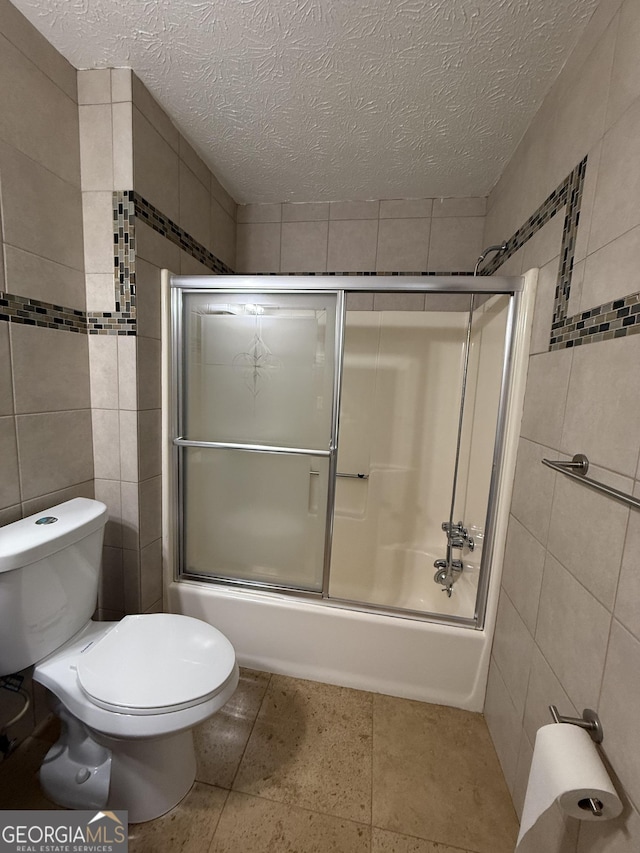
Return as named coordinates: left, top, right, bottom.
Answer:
left=168, top=578, right=492, bottom=711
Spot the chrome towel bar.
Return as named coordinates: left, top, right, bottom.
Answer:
left=542, top=454, right=640, bottom=511
left=310, top=470, right=369, bottom=480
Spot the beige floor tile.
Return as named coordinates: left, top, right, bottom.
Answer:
left=372, top=696, right=518, bottom=853
left=195, top=668, right=271, bottom=788
left=372, top=827, right=473, bottom=852
left=128, top=782, right=227, bottom=853
left=209, top=791, right=370, bottom=853
left=232, top=675, right=373, bottom=823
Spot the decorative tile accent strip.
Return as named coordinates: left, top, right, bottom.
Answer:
left=252, top=270, right=475, bottom=276
left=549, top=290, right=640, bottom=349
left=0, top=291, right=85, bottom=333
left=134, top=192, right=234, bottom=276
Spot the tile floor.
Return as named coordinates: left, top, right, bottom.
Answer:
left=0, top=670, right=518, bottom=853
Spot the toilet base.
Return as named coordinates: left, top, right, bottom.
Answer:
left=41, top=703, right=198, bottom=823
left=101, top=728, right=197, bottom=823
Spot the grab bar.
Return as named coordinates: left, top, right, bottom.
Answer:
left=542, top=454, right=640, bottom=511
left=310, top=470, right=369, bottom=480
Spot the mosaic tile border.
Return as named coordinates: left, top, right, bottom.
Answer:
left=134, top=192, right=234, bottom=276
left=253, top=270, right=475, bottom=276
left=482, top=155, right=640, bottom=349
left=0, top=292, right=85, bottom=332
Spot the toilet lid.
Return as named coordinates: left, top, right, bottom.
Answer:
left=76, top=614, right=236, bottom=714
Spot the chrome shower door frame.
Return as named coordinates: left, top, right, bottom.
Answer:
left=169, top=274, right=525, bottom=630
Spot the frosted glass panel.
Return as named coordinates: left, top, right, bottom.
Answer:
left=183, top=448, right=329, bottom=591
left=182, top=292, right=336, bottom=449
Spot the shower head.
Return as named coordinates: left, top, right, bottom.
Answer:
left=474, top=241, right=508, bottom=276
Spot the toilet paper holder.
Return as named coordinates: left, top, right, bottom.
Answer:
left=548, top=705, right=603, bottom=744
left=549, top=704, right=605, bottom=817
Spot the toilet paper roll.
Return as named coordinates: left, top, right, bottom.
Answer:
left=517, top=723, right=622, bottom=847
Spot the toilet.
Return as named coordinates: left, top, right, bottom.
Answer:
left=0, top=497, right=239, bottom=822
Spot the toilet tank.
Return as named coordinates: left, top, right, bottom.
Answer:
left=0, top=498, right=108, bottom=676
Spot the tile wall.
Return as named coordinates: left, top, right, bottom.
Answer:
left=482, top=1, right=640, bottom=851
left=78, top=67, right=238, bottom=620
left=0, top=0, right=93, bottom=742
left=236, top=197, right=486, bottom=274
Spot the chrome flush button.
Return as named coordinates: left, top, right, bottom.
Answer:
left=35, top=516, right=58, bottom=525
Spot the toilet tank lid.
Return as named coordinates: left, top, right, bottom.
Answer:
left=0, top=498, right=107, bottom=574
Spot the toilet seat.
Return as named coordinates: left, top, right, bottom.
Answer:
left=76, top=613, right=236, bottom=715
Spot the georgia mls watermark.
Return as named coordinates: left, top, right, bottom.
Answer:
left=0, top=811, right=128, bottom=853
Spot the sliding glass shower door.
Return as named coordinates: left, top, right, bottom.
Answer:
left=174, top=290, right=340, bottom=592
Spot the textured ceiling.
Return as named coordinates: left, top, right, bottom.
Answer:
left=12, top=0, right=597, bottom=203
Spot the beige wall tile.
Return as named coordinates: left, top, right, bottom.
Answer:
left=510, top=439, right=557, bottom=545
left=140, top=537, right=162, bottom=611
left=577, top=799, right=640, bottom=852
left=138, top=409, right=161, bottom=481
left=547, top=469, right=631, bottom=608
left=598, top=620, right=640, bottom=812
left=0, top=0, right=77, bottom=100
left=492, top=591, right=534, bottom=717
left=82, top=191, right=115, bottom=275
left=529, top=257, right=558, bottom=355
left=112, top=101, right=133, bottom=189
left=94, top=478, right=123, bottom=548
left=17, top=410, right=93, bottom=500
left=327, top=219, right=378, bottom=272
left=501, top=515, right=546, bottom=634
left=211, top=198, right=236, bottom=269
left=330, top=200, right=379, bottom=220
left=432, top=197, right=486, bottom=217
left=427, top=216, right=484, bottom=271
left=89, top=334, right=118, bottom=409
left=133, top=106, right=180, bottom=222
left=139, top=476, right=162, bottom=548
left=11, top=324, right=90, bottom=414
left=580, top=224, right=640, bottom=311
left=136, top=337, right=161, bottom=410
left=520, top=349, right=573, bottom=448
left=588, top=96, right=640, bottom=254
left=21, top=482, right=93, bottom=520
left=0, top=34, right=80, bottom=187
left=0, top=416, right=20, bottom=508
left=110, top=68, right=132, bottom=103
left=237, top=203, right=282, bottom=224
left=379, top=199, right=433, bottom=218
left=118, top=409, right=138, bottom=483
left=179, top=160, right=211, bottom=249
left=535, top=554, right=611, bottom=711
left=0, top=140, right=84, bottom=274
left=77, top=69, right=110, bottom=105
left=131, top=73, right=179, bottom=152
left=512, top=732, right=534, bottom=819
left=345, top=292, right=374, bottom=311
left=282, top=202, right=329, bottom=222
left=179, top=136, right=210, bottom=190
left=92, top=408, right=121, bottom=481
left=86, top=273, right=116, bottom=313
left=210, top=173, right=237, bottom=218
left=425, top=293, right=472, bottom=312
left=280, top=221, right=328, bottom=272
left=5, top=246, right=85, bottom=308
left=179, top=251, right=211, bottom=276
left=375, top=218, right=430, bottom=271
left=123, top=546, right=140, bottom=613
left=0, top=504, right=22, bottom=526
left=484, top=657, right=523, bottom=791
left=99, top=545, right=124, bottom=614
left=0, top=323, right=13, bottom=416
left=120, top=480, right=139, bottom=551
left=561, top=335, right=640, bottom=474
left=573, top=141, right=602, bottom=265
left=135, top=220, right=180, bottom=270
left=135, top=258, right=162, bottom=340
left=522, top=645, right=578, bottom=747
left=236, top=222, right=281, bottom=273
left=606, top=0, right=640, bottom=130
left=117, top=335, right=137, bottom=411
left=567, top=258, right=584, bottom=319
left=614, top=484, right=640, bottom=640
left=522, top=214, right=564, bottom=272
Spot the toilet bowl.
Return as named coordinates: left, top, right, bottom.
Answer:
left=0, top=498, right=239, bottom=822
